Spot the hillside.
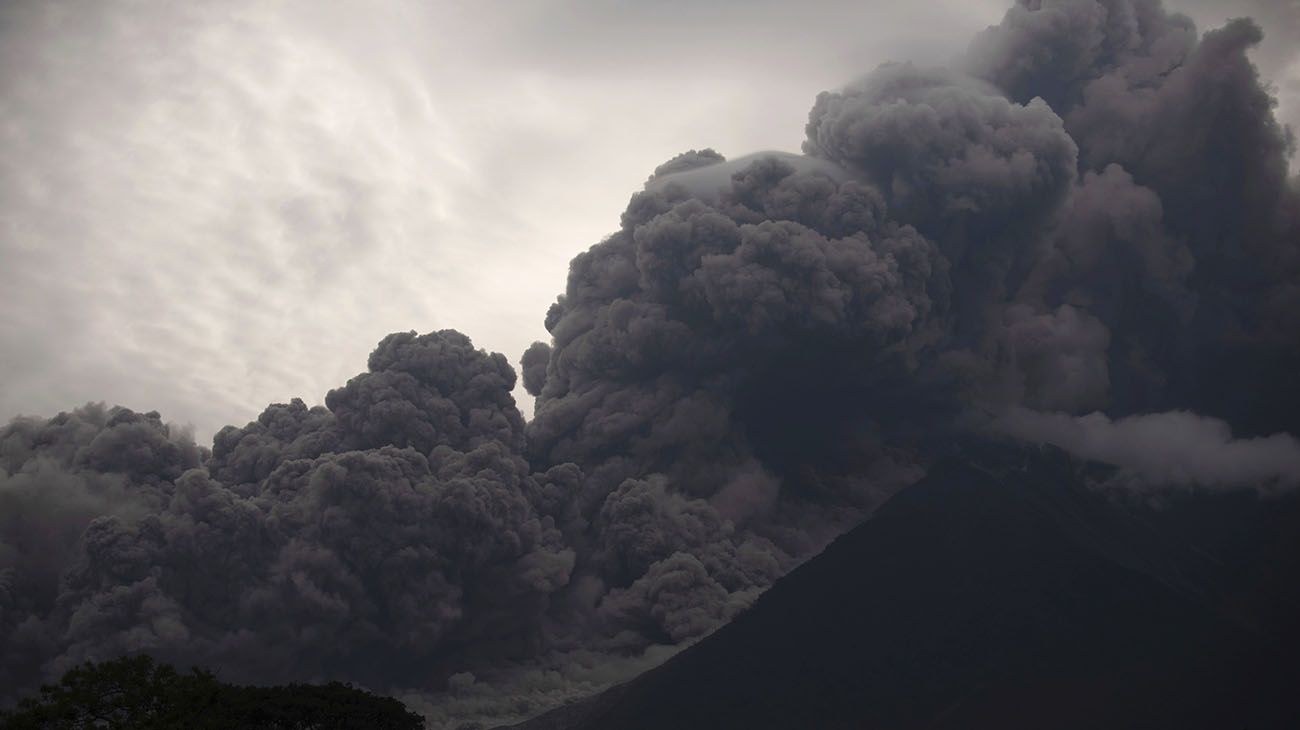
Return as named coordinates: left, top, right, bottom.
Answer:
left=513, top=443, right=1300, bottom=729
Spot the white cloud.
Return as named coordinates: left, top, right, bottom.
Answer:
left=992, top=408, right=1300, bottom=489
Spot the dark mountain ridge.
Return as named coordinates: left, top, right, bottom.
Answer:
left=514, top=441, right=1300, bottom=729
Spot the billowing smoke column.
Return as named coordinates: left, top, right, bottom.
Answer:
left=3, top=0, right=1299, bottom=723
left=2, top=333, right=575, bottom=697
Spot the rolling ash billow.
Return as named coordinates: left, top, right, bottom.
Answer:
left=3, top=1, right=1299, bottom=726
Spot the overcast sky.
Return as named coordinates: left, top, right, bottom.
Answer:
left=2, top=0, right=1296, bottom=444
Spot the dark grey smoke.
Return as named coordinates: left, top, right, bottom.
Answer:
left=0, top=405, right=202, bottom=694
left=3, top=1, right=1298, bottom=726
left=2, top=332, right=574, bottom=701
left=520, top=341, right=552, bottom=398
left=968, top=2, right=1300, bottom=433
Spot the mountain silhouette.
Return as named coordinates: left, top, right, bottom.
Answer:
left=513, top=441, right=1300, bottom=729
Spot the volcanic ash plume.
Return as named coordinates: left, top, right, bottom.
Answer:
left=3, top=1, right=1299, bottom=726
left=2, top=333, right=574, bottom=698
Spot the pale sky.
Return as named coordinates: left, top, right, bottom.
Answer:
left=1, top=0, right=1295, bottom=444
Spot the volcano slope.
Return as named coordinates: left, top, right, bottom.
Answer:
left=513, top=441, right=1300, bottom=730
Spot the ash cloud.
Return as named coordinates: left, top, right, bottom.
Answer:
left=645, top=150, right=851, bottom=200
left=3, top=0, right=1300, bottom=726
left=0, top=405, right=202, bottom=694
left=3, top=333, right=574, bottom=701
left=520, top=341, right=552, bottom=399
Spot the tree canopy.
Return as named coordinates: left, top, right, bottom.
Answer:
left=0, top=655, right=424, bottom=730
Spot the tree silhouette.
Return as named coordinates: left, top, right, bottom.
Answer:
left=0, top=656, right=424, bottom=730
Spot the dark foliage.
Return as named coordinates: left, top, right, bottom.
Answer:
left=0, top=656, right=423, bottom=730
